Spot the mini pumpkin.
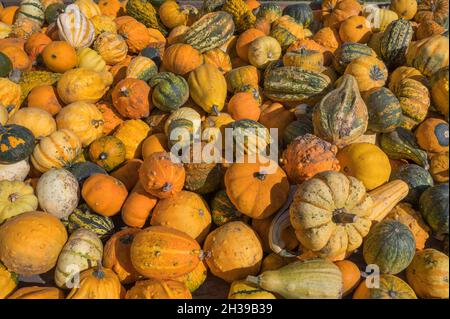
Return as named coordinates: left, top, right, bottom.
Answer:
left=344, top=56, right=388, bottom=92
left=121, top=181, right=158, bottom=228
left=0, top=180, right=38, bottom=225
left=27, top=85, right=62, bottom=116
left=113, top=120, right=151, bottom=159
left=89, top=136, right=126, bottom=172
left=339, top=16, right=372, bottom=44
left=248, top=36, right=282, bottom=69
left=390, top=0, right=417, bottom=20
left=94, top=32, right=128, bottom=65
left=415, top=118, right=449, bottom=154
left=41, top=41, right=77, bottom=73
left=7, top=107, right=56, bottom=139
left=111, top=78, right=151, bottom=119
left=162, top=43, right=203, bottom=76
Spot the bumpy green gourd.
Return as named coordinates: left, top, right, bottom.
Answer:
left=126, top=0, right=168, bottom=35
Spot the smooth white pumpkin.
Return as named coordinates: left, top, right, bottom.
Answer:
left=0, top=159, right=30, bottom=182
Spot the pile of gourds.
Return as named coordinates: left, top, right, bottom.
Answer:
left=0, top=0, right=449, bottom=299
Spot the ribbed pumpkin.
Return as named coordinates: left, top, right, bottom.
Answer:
left=89, top=136, right=126, bottom=172
left=0, top=180, right=38, bottom=225
left=406, top=35, right=449, bottom=77
left=321, top=0, right=362, bottom=28
left=130, top=225, right=202, bottom=279
left=363, top=220, right=416, bottom=274
left=57, top=4, right=95, bottom=49
left=270, top=16, right=304, bottom=51
left=380, top=19, right=413, bottom=69
left=282, top=49, right=324, bottom=72
left=56, top=102, right=104, bottom=147
left=77, top=47, right=107, bottom=72
left=111, top=78, right=151, bottom=120
left=226, top=65, right=260, bottom=93
left=339, top=16, right=372, bottom=44
left=406, top=249, right=449, bottom=299
left=149, top=72, right=189, bottom=113
left=419, top=183, right=449, bottom=238
left=388, top=66, right=425, bottom=92
left=113, top=119, right=151, bottom=159
left=415, top=0, right=449, bottom=24
left=118, top=18, right=161, bottom=54
left=7, top=286, right=64, bottom=299
left=16, top=0, right=45, bottom=26
left=332, top=42, right=376, bottom=74
left=430, top=66, right=449, bottom=118
left=7, top=107, right=56, bottom=139
left=203, top=48, right=232, bottom=74
left=30, top=129, right=81, bottom=172
left=313, top=74, right=368, bottom=147
left=363, top=87, right=402, bottom=133
left=126, top=56, right=157, bottom=82
left=125, top=278, right=192, bottom=299
left=353, top=274, right=417, bottom=299
left=344, top=55, right=388, bottom=92
left=94, top=32, right=128, bottom=65
left=162, top=43, right=203, bottom=76
left=247, top=35, right=282, bottom=69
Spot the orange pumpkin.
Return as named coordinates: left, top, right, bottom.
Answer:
left=236, top=28, right=266, bottom=62
left=167, top=25, right=190, bottom=45
left=96, top=101, right=124, bottom=135
left=122, top=182, right=158, bottom=228
left=203, top=48, right=232, bottom=74
left=81, top=173, right=129, bottom=217
left=111, top=78, right=151, bottom=119
left=111, top=159, right=143, bottom=191
left=227, top=91, right=261, bottom=121
left=27, top=85, right=62, bottom=116
left=125, top=278, right=192, bottom=299
left=24, top=32, right=52, bottom=62
left=98, top=0, right=126, bottom=17
left=130, top=225, right=202, bottom=279
left=110, top=55, right=132, bottom=85
left=259, top=101, right=295, bottom=137
left=288, top=38, right=329, bottom=65
left=118, top=19, right=155, bottom=54
left=313, top=27, right=341, bottom=63
left=321, top=0, right=362, bottom=28
left=226, top=65, right=260, bottom=93
left=335, top=260, right=361, bottom=296
left=7, top=286, right=65, bottom=299
left=139, top=152, right=186, bottom=199
left=142, top=133, right=168, bottom=159
left=0, top=46, right=31, bottom=71
left=339, top=16, right=372, bottom=43
left=0, top=6, right=18, bottom=25
left=159, top=1, right=198, bottom=29
left=162, top=43, right=203, bottom=76
left=41, top=41, right=78, bottom=73
left=103, top=227, right=142, bottom=284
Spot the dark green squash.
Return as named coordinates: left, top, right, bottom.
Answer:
left=380, top=19, right=414, bottom=69
left=0, top=52, right=13, bottom=78
left=149, top=72, right=189, bottom=113
left=66, top=162, right=108, bottom=186
left=140, top=46, right=162, bottom=67
left=167, top=118, right=195, bottom=150
left=390, top=164, right=434, bottom=205
left=211, top=189, right=246, bottom=226
left=44, top=2, right=66, bottom=25
left=282, top=116, right=313, bottom=146
left=63, top=204, right=115, bottom=240
left=363, top=87, right=402, bottom=133
left=419, top=183, right=449, bottom=239
left=333, top=42, right=376, bottom=74
left=363, top=220, right=416, bottom=274
left=282, top=4, right=313, bottom=27
left=380, top=127, right=429, bottom=169
left=0, top=124, right=35, bottom=165
left=256, top=3, right=282, bottom=22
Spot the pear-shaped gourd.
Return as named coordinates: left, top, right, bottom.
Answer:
left=312, top=74, right=368, bottom=148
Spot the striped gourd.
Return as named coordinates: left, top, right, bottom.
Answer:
left=270, top=16, right=304, bottom=51
left=149, top=72, right=189, bottom=113
left=211, top=190, right=245, bottom=226
left=380, top=19, right=413, bottom=69
left=394, top=78, right=430, bottom=129
left=57, top=4, right=95, bottom=49
left=333, top=42, right=376, bottom=74
left=282, top=49, right=324, bottom=72
left=264, top=66, right=331, bottom=103
left=63, top=205, right=114, bottom=240
left=126, top=56, right=158, bottom=82
left=54, top=228, right=103, bottom=289
left=231, top=119, right=271, bottom=155
left=406, top=35, right=449, bottom=77
left=228, top=280, right=276, bottom=299
left=16, top=0, right=45, bottom=26
left=257, top=3, right=282, bottom=23
left=126, top=0, right=167, bottom=35
left=74, top=0, right=101, bottom=19
left=363, top=87, right=402, bottom=133
left=182, top=11, right=235, bottom=53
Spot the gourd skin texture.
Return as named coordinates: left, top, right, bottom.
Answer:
left=0, top=180, right=37, bottom=225
left=228, top=280, right=276, bottom=299
left=353, top=274, right=417, bottom=299
left=419, top=183, right=449, bottom=238
left=125, top=278, right=192, bottom=299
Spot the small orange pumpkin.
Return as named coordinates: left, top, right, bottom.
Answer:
left=141, top=133, right=168, bottom=159
left=24, top=32, right=52, bottom=62
left=121, top=182, right=158, bottom=228
left=111, top=78, right=151, bottom=119
left=41, top=41, right=78, bottom=73
left=335, top=260, right=361, bottom=296
left=236, top=28, right=266, bottom=62
left=203, top=48, right=232, bottom=74
left=259, top=101, right=295, bottom=137
left=162, top=43, right=203, bottom=76
left=111, top=159, right=143, bottom=191
left=27, top=85, right=62, bottom=116
left=98, top=0, right=126, bottom=17
left=227, top=91, right=261, bottom=121
left=339, top=16, right=372, bottom=43
left=118, top=19, right=155, bottom=54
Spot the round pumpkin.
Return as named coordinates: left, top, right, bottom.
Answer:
left=353, top=274, right=417, bottom=299
left=111, top=78, right=151, bottom=120
left=0, top=159, right=30, bottom=182
left=110, top=159, right=143, bottom=191
left=339, top=16, right=372, bottom=44
left=125, top=278, right=192, bottom=299
left=89, top=136, right=126, bottom=172
left=321, top=0, right=362, bottom=28
left=27, top=85, right=62, bottom=116
left=390, top=0, right=417, bottom=20
left=0, top=180, right=38, bottom=225
left=41, top=41, right=77, bottom=73
left=77, top=47, right=107, bottom=73
left=226, top=65, right=260, bottom=93
left=228, top=91, right=261, bottom=121
left=248, top=36, right=281, bottom=69
left=335, top=260, right=361, bottom=296
left=236, top=28, right=266, bottom=62
left=94, top=32, right=128, bottom=65
left=363, top=87, right=402, bottom=133
left=203, top=48, right=232, bottom=74
left=390, top=164, right=434, bottom=205
left=82, top=173, right=128, bottom=217
left=203, top=221, right=263, bottom=283
left=344, top=56, right=388, bottom=92
left=7, top=107, right=56, bottom=139
left=394, top=78, right=430, bottom=129
left=415, top=118, right=449, bottom=154
left=162, top=43, right=203, bottom=76
left=419, top=183, right=449, bottom=239
left=126, top=56, right=157, bottom=82
left=0, top=211, right=67, bottom=276
left=130, top=225, right=202, bottom=279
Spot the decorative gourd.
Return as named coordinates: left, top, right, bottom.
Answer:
left=126, top=56, right=157, bottom=82
left=0, top=180, right=37, bottom=225
left=335, top=260, right=360, bottom=296
left=121, top=182, right=157, bottom=228
left=281, top=134, right=339, bottom=184
left=41, top=41, right=77, bottom=73
left=172, top=260, right=207, bottom=293
left=313, top=27, right=342, bottom=61
left=96, top=102, right=123, bottom=135
left=226, top=65, right=260, bottom=93
left=344, top=56, right=388, bottom=92
left=31, top=129, right=81, bottom=173
left=363, top=220, right=416, bottom=274
left=182, top=11, right=235, bottom=53
left=415, top=0, right=449, bottom=24
left=222, top=0, right=255, bottom=33
left=94, top=32, right=128, bottom=65
left=57, top=68, right=113, bottom=104
left=363, top=87, right=402, bottom=133
left=90, top=14, right=117, bottom=35
left=7, top=286, right=64, bottom=299
left=419, top=183, right=449, bottom=238
left=282, top=116, right=313, bottom=145
left=167, top=25, right=190, bottom=45
left=415, top=118, right=449, bottom=153
left=117, top=19, right=159, bottom=54
left=225, top=158, right=289, bottom=220
left=64, top=204, right=114, bottom=240
left=56, top=102, right=104, bottom=146
left=82, top=174, right=128, bottom=217
left=66, top=162, right=107, bottom=186
left=74, top=0, right=101, bottom=19
left=57, top=4, right=95, bottom=49
left=131, top=225, right=202, bottom=279
left=103, top=227, right=142, bottom=284
left=282, top=49, right=324, bottom=73
left=125, top=0, right=167, bottom=34
left=27, top=85, right=62, bottom=116
left=164, top=107, right=201, bottom=147
left=386, top=203, right=430, bottom=250
left=0, top=6, right=19, bottom=25
left=7, top=107, right=56, bottom=140
left=0, top=124, right=35, bottom=165
left=66, top=264, right=124, bottom=299
left=0, top=46, right=31, bottom=71
left=149, top=72, right=189, bottom=113
left=380, top=19, right=413, bottom=69
left=44, top=2, right=66, bottom=25
left=111, top=159, right=143, bottom=191
left=429, top=153, right=449, bottom=183
left=406, top=35, right=449, bottom=77
left=24, top=32, right=52, bottom=63
left=228, top=280, right=276, bottom=299
left=210, top=189, right=245, bottom=226
left=270, top=16, right=305, bottom=51
left=0, top=52, right=12, bottom=77
left=247, top=36, right=281, bottom=69
left=54, top=228, right=103, bottom=289
left=113, top=119, right=151, bottom=159
left=406, top=248, right=449, bottom=299
left=353, top=274, right=417, bottom=299
left=283, top=3, right=313, bottom=27
left=321, top=0, right=362, bottom=28
left=339, top=16, right=372, bottom=44
left=257, top=3, right=282, bottom=23
left=16, top=70, right=61, bottom=105
left=258, top=101, right=294, bottom=138
left=430, top=66, right=449, bottom=118
left=391, top=164, right=434, bottom=205
left=125, top=278, right=192, bottom=299
left=0, top=211, right=67, bottom=276
left=111, top=78, right=150, bottom=120
left=139, top=151, right=185, bottom=199
left=0, top=159, right=30, bottom=182
left=89, top=136, right=126, bottom=172
left=159, top=1, right=198, bottom=29
left=416, top=19, right=446, bottom=40
left=362, top=5, right=399, bottom=32
left=142, top=133, right=168, bottom=159
left=235, top=28, right=265, bottom=62
left=16, top=0, right=45, bottom=26
left=313, top=74, right=367, bottom=147
left=247, top=259, right=343, bottom=299
left=228, top=91, right=261, bottom=121
left=0, top=78, right=21, bottom=117
left=379, top=127, right=429, bottom=169
left=0, top=261, right=17, bottom=299
left=203, top=48, right=232, bottom=74
left=229, top=119, right=271, bottom=155
left=36, top=168, right=79, bottom=220
left=390, top=0, right=417, bottom=19
left=188, top=64, right=227, bottom=114
left=264, top=66, right=331, bottom=103
left=204, top=221, right=263, bottom=283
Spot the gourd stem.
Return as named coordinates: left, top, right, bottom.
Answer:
left=93, top=261, right=105, bottom=280
left=332, top=208, right=358, bottom=224
left=254, top=171, right=267, bottom=181
left=120, top=87, right=129, bottom=97
left=99, top=152, right=108, bottom=160
left=246, top=275, right=260, bottom=286
left=8, top=193, right=18, bottom=202
left=212, top=105, right=220, bottom=116
left=162, top=182, right=172, bottom=192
